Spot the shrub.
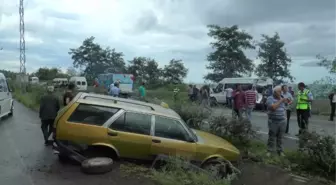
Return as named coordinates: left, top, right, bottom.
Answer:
left=293, top=131, right=336, bottom=179
left=209, top=115, right=258, bottom=150
left=172, top=104, right=210, bottom=129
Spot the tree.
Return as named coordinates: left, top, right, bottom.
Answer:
left=162, top=59, right=188, bottom=84
left=317, top=55, right=336, bottom=74
left=255, top=33, right=294, bottom=82
left=66, top=67, right=78, bottom=77
left=69, top=36, right=126, bottom=81
left=33, top=67, right=67, bottom=81
left=127, top=57, right=162, bottom=84
left=205, top=25, right=255, bottom=82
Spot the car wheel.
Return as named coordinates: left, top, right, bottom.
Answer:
left=81, top=157, right=114, bottom=175
left=8, top=102, right=14, bottom=117
left=202, top=159, right=234, bottom=178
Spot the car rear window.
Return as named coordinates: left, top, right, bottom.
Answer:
left=68, top=104, right=119, bottom=126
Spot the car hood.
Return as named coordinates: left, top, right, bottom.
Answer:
left=193, top=129, right=239, bottom=154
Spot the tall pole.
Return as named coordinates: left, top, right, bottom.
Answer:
left=19, top=0, right=26, bottom=92
left=19, top=0, right=26, bottom=74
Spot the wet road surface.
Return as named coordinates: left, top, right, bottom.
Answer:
left=0, top=101, right=151, bottom=185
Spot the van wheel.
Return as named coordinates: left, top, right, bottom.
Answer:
left=210, top=97, right=218, bottom=107
left=8, top=103, right=14, bottom=116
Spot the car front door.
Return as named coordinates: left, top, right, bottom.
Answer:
left=151, top=116, right=196, bottom=160
left=107, top=111, right=153, bottom=160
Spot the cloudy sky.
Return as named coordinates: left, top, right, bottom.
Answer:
left=0, top=0, right=335, bottom=83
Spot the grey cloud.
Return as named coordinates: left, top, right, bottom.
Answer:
left=41, top=9, right=81, bottom=21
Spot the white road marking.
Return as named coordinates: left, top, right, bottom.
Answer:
left=4, top=128, right=36, bottom=185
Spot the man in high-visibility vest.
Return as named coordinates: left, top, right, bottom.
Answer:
left=296, top=82, right=313, bottom=135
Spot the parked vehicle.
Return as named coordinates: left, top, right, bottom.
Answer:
left=69, top=76, right=87, bottom=91
left=30, top=77, right=39, bottom=84
left=0, top=73, right=14, bottom=118
left=53, top=92, right=240, bottom=170
left=53, top=78, right=69, bottom=88
left=210, top=77, right=273, bottom=108
left=97, top=73, right=134, bottom=97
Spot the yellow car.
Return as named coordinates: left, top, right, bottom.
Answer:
left=54, top=92, right=240, bottom=169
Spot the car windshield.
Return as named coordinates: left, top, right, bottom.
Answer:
left=180, top=119, right=198, bottom=142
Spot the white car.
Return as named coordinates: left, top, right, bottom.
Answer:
left=0, top=73, right=14, bottom=118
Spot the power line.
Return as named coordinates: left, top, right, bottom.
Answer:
left=19, top=0, right=26, bottom=74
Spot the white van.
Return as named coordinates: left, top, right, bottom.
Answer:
left=30, top=77, right=39, bottom=84
left=69, top=76, right=87, bottom=91
left=210, top=77, right=273, bottom=105
left=0, top=73, right=14, bottom=118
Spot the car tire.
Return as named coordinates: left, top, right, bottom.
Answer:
left=81, top=157, right=114, bottom=175
left=202, top=159, right=234, bottom=178
left=8, top=102, right=13, bottom=117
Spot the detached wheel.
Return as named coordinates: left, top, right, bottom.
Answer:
left=202, top=159, right=234, bottom=178
left=81, top=157, right=114, bottom=175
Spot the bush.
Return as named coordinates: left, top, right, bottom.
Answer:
left=172, top=104, right=210, bottom=129
left=293, top=131, right=336, bottom=179
left=209, top=115, right=258, bottom=150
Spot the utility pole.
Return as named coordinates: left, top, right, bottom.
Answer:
left=19, top=0, right=27, bottom=92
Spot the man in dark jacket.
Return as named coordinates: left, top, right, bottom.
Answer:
left=39, top=86, right=60, bottom=145
left=329, top=88, right=336, bottom=121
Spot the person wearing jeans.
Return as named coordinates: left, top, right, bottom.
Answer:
left=245, top=85, right=257, bottom=121
left=39, top=86, right=60, bottom=146
left=266, top=86, right=289, bottom=157
left=281, top=85, right=294, bottom=134
left=329, top=89, right=336, bottom=121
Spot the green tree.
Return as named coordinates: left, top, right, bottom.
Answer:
left=163, top=59, right=188, bottom=84
left=205, top=25, right=255, bottom=82
left=33, top=67, right=67, bottom=81
left=127, top=57, right=162, bottom=84
left=317, top=55, right=336, bottom=74
left=255, top=33, right=294, bottom=82
left=0, top=69, right=17, bottom=80
left=69, top=36, right=126, bottom=81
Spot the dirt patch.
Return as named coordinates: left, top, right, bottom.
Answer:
left=232, top=162, right=329, bottom=185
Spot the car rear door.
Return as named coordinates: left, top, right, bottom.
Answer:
left=107, top=111, right=153, bottom=160
left=56, top=103, right=119, bottom=145
left=151, top=116, right=196, bottom=160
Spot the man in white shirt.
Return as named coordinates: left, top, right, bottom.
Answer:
left=225, top=87, right=233, bottom=108
left=329, top=89, right=336, bottom=121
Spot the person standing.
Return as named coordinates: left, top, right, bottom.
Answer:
left=225, top=87, right=233, bottom=108
left=288, top=86, right=295, bottom=97
left=328, top=89, right=336, bottom=121
left=296, top=82, right=313, bottom=135
left=192, top=85, right=199, bottom=102
left=232, top=84, right=246, bottom=120
left=245, top=85, right=257, bottom=121
left=188, top=85, right=194, bottom=101
left=266, top=86, right=288, bottom=157
left=139, top=82, right=146, bottom=101
left=200, top=85, right=211, bottom=111
left=281, top=85, right=294, bottom=134
left=39, top=86, right=60, bottom=146
left=63, top=83, right=75, bottom=106
left=111, top=82, right=120, bottom=97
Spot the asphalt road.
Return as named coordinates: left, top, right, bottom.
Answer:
left=0, top=101, right=151, bottom=185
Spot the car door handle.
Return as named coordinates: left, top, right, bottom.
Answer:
left=108, top=131, right=118, bottom=136
left=152, top=139, right=161, bottom=143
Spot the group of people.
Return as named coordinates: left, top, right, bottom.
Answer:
left=266, top=82, right=313, bottom=156
left=39, top=83, right=75, bottom=145
left=187, top=84, right=212, bottom=111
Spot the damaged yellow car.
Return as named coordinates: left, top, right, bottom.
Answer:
left=53, top=92, right=240, bottom=169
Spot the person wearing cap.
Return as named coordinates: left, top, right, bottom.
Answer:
left=39, top=85, right=60, bottom=146
left=296, top=82, right=313, bottom=135
left=266, top=85, right=289, bottom=157
left=328, top=88, right=336, bottom=121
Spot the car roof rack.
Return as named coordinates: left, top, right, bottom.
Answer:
left=83, top=95, right=155, bottom=111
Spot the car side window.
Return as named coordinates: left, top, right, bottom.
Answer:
left=154, top=116, right=189, bottom=141
left=68, top=104, right=119, bottom=126
left=109, top=112, right=151, bottom=135
left=0, top=78, right=7, bottom=92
